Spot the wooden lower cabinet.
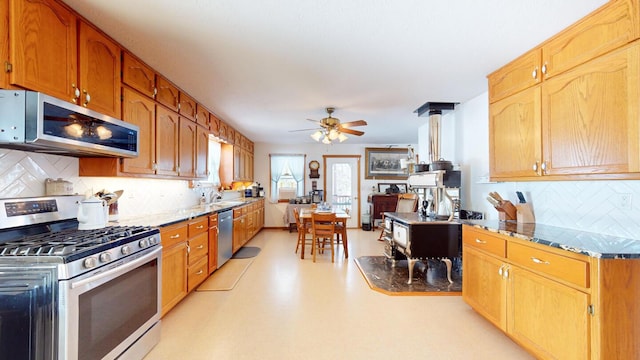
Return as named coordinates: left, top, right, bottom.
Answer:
left=160, top=222, right=188, bottom=317
left=462, top=225, right=640, bottom=359
left=208, top=213, right=218, bottom=274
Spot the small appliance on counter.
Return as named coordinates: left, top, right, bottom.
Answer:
left=310, top=190, right=323, bottom=203
left=77, top=196, right=108, bottom=230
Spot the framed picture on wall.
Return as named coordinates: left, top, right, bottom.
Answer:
left=365, top=147, right=408, bottom=180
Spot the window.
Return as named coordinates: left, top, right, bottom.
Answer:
left=269, top=154, right=305, bottom=202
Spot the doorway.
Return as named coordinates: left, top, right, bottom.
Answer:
left=323, top=155, right=361, bottom=228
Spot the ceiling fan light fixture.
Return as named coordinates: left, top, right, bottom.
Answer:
left=310, top=130, right=323, bottom=141
left=338, top=132, right=348, bottom=142
left=328, top=129, right=339, bottom=140
left=321, top=136, right=331, bottom=145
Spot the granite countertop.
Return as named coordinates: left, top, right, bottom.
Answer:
left=462, top=220, right=640, bottom=260
left=113, top=198, right=262, bottom=228
left=382, top=212, right=640, bottom=259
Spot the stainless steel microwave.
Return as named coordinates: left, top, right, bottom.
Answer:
left=0, top=90, right=139, bottom=157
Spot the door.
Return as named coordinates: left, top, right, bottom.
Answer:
left=324, top=155, right=360, bottom=228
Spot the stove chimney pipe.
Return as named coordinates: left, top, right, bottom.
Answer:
left=414, top=102, right=457, bottom=164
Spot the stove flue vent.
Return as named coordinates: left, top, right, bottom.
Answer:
left=414, top=102, right=458, bottom=163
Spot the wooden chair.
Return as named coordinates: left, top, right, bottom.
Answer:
left=311, top=212, right=337, bottom=263
left=377, top=193, right=419, bottom=241
left=293, top=208, right=313, bottom=258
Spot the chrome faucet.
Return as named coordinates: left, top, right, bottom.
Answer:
left=209, top=189, right=223, bottom=203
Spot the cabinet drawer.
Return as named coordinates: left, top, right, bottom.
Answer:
left=187, top=256, right=208, bottom=292
left=209, top=213, right=218, bottom=226
left=188, top=232, right=208, bottom=265
left=233, top=208, right=242, bottom=218
left=160, top=223, right=188, bottom=248
left=508, top=242, right=589, bottom=288
left=188, top=217, right=209, bottom=236
left=463, top=227, right=506, bottom=258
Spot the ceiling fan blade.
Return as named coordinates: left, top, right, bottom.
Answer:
left=340, top=120, right=367, bottom=128
left=340, top=128, right=364, bottom=136
left=289, top=127, right=321, bottom=133
left=306, top=118, right=320, bottom=123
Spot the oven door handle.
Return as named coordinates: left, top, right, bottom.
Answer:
left=71, top=246, right=161, bottom=289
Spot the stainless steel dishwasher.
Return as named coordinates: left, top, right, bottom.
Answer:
left=217, top=210, right=233, bottom=268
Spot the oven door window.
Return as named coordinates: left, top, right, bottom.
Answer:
left=0, top=265, right=57, bottom=360
left=64, top=252, right=160, bottom=360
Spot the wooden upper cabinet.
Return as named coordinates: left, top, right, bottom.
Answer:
left=227, top=127, right=236, bottom=145
left=488, top=48, right=541, bottom=103
left=541, top=41, right=640, bottom=176
left=9, top=0, right=77, bottom=103
left=155, top=106, right=180, bottom=177
left=179, top=92, right=197, bottom=121
left=219, top=121, right=228, bottom=141
left=195, top=105, right=209, bottom=128
left=121, top=87, right=156, bottom=174
left=178, top=118, right=196, bottom=178
left=195, top=126, right=209, bottom=179
left=489, top=86, right=541, bottom=180
left=78, top=21, right=121, bottom=118
left=542, top=0, right=639, bottom=80
left=156, top=76, right=179, bottom=112
left=122, top=52, right=156, bottom=98
left=234, top=131, right=242, bottom=147
left=209, top=113, right=220, bottom=136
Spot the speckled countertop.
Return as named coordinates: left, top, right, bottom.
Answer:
left=383, top=213, right=640, bottom=259
left=462, top=220, right=640, bottom=259
left=112, top=198, right=262, bottom=228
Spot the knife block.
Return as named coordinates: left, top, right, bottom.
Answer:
left=516, top=203, right=535, bottom=224
left=496, top=200, right=517, bottom=221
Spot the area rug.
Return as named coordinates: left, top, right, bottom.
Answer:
left=196, top=258, right=254, bottom=291
left=232, top=246, right=261, bottom=259
left=355, top=256, right=462, bottom=296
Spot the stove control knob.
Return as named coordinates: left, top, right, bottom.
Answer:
left=84, top=257, right=97, bottom=269
left=139, top=239, right=149, bottom=248
left=99, top=252, right=111, bottom=263
left=121, top=245, right=131, bottom=255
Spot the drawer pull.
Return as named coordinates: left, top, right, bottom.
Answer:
left=170, top=234, right=181, bottom=239
left=196, top=270, right=203, bottom=275
left=475, top=238, right=487, bottom=244
left=498, top=264, right=504, bottom=276
left=531, top=257, right=550, bottom=265
left=197, top=245, right=204, bottom=249
left=196, top=225, right=204, bottom=229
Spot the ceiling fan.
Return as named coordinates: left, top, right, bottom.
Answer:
left=291, top=107, right=367, bottom=144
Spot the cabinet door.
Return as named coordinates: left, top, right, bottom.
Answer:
left=542, top=0, right=639, bottom=79
left=541, top=42, right=640, bottom=176
left=462, top=246, right=507, bottom=331
left=489, top=86, right=542, bottom=180
left=121, top=87, right=156, bottom=174
left=155, top=106, right=179, bottom=177
left=78, top=21, right=121, bottom=118
left=195, top=126, right=209, bottom=179
left=122, top=52, right=156, bottom=98
left=488, top=48, right=541, bottom=103
left=178, top=92, right=196, bottom=121
left=508, top=267, right=590, bottom=359
left=196, top=105, right=209, bottom=128
left=233, top=146, right=242, bottom=180
left=156, top=76, right=179, bottom=112
left=232, top=216, right=243, bottom=253
left=208, top=225, right=218, bottom=274
left=178, top=118, right=196, bottom=178
left=209, top=113, right=220, bottom=136
left=161, top=242, right=188, bottom=317
left=10, top=0, right=77, bottom=102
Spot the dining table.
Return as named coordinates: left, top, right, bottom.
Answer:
left=298, top=208, right=350, bottom=260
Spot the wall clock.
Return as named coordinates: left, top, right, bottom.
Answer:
left=309, top=160, right=320, bottom=178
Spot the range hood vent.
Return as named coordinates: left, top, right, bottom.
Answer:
left=414, top=102, right=458, bottom=163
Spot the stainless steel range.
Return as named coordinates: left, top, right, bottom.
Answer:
left=0, top=195, right=162, bottom=360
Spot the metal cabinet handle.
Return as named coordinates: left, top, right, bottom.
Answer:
left=82, top=90, right=91, bottom=107
left=541, top=63, right=547, bottom=75
left=541, top=161, right=547, bottom=174
left=531, top=257, right=550, bottom=265
left=196, top=270, right=204, bottom=275
left=531, top=67, right=538, bottom=79
left=475, top=238, right=487, bottom=244
left=153, top=87, right=158, bottom=97
left=532, top=162, right=539, bottom=172
left=186, top=244, right=191, bottom=253
left=498, top=264, right=504, bottom=276
left=196, top=225, right=204, bottom=229
left=71, top=84, right=80, bottom=103
left=170, top=234, right=180, bottom=239
left=504, top=265, right=509, bottom=278
left=197, top=244, right=204, bottom=249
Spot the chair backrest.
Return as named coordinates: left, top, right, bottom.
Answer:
left=396, top=193, right=419, bottom=212
left=311, top=212, right=337, bottom=237
left=293, top=208, right=304, bottom=230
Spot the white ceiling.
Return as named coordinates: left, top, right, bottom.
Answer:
left=63, top=0, right=607, bottom=145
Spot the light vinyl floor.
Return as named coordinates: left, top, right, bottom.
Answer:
left=144, top=228, right=534, bottom=360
